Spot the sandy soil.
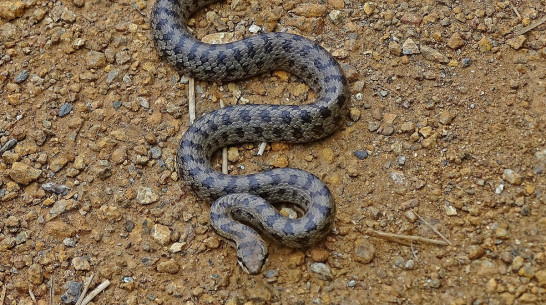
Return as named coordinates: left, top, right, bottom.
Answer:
left=1, top=0, right=545, bottom=304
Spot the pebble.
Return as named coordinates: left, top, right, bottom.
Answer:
left=309, top=248, right=329, bottom=262
left=461, top=58, right=472, bottom=68
left=169, top=242, right=186, bottom=253
left=507, top=35, right=526, bottom=50
left=329, top=10, right=344, bottom=23
left=149, top=147, right=162, bottom=159
left=72, top=256, right=91, bottom=271
left=478, top=36, right=492, bottom=52
left=0, top=138, right=17, bottom=154
left=397, top=156, right=406, bottom=165
left=503, top=169, right=523, bottom=185
left=8, top=162, right=42, bottom=185
left=388, top=41, right=402, bottom=56
left=0, top=1, right=26, bottom=20
left=292, top=4, right=327, bottom=17
left=310, top=263, right=333, bottom=281
left=50, top=155, right=69, bottom=172
left=402, top=38, right=420, bottom=55
left=58, top=103, right=73, bottom=117
left=447, top=32, right=465, bottom=49
left=152, top=224, right=171, bottom=245
left=227, top=147, right=239, bottom=162
left=420, top=45, right=449, bottom=63
left=444, top=205, right=457, bottom=216
left=401, top=12, right=422, bottom=25
left=157, top=259, right=179, bottom=274
left=404, top=259, right=414, bottom=270
left=354, top=238, right=375, bottom=263
left=28, top=263, right=44, bottom=285
left=363, top=2, right=374, bottom=15
left=535, top=269, right=546, bottom=287
left=136, top=187, right=159, bottom=205
left=85, top=50, right=106, bottom=69
left=60, top=281, right=82, bottom=304
left=248, top=24, right=261, bottom=33
left=349, top=108, right=361, bottom=121
left=354, top=150, right=368, bottom=160
left=14, top=70, right=29, bottom=83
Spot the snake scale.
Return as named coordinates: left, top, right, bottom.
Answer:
left=151, top=0, right=349, bottom=274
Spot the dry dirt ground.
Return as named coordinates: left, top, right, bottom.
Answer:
left=1, top=0, right=546, bottom=304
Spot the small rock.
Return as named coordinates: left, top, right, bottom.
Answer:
left=402, top=38, right=420, bottom=55
left=438, top=111, right=454, bottom=125
left=227, top=147, right=239, bottom=162
left=0, top=139, right=17, bottom=154
left=60, top=281, right=82, bottom=304
left=136, top=187, right=159, bottom=205
left=248, top=24, right=261, bottom=33
left=535, top=269, right=546, bottom=287
left=447, top=32, right=465, bottom=49
left=15, top=70, right=30, bottom=83
left=28, top=263, right=44, bottom=285
left=157, top=259, right=179, bottom=274
left=309, top=248, right=329, bottom=262
left=50, top=155, right=69, bottom=172
left=401, top=12, right=422, bottom=25
left=349, top=108, right=361, bottom=121
left=397, top=156, right=406, bottom=165
left=354, top=150, right=368, bottom=160
left=468, top=245, right=486, bottom=260
left=503, top=169, right=523, bottom=185
left=461, top=58, right=472, bottom=68
left=354, top=238, right=375, bottom=263
left=58, top=103, right=73, bottom=117
left=152, top=224, right=171, bottom=245
left=363, top=2, right=374, bottom=15
left=518, top=293, right=537, bottom=303
left=85, top=51, right=106, bottom=69
left=404, top=260, right=415, bottom=270
left=507, top=35, right=526, bottom=50
left=388, top=41, right=402, bottom=56
left=420, top=45, right=449, bottom=63
left=72, top=256, right=90, bottom=271
left=169, top=242, right=186, bottom=253
left=9, top=162, right=42, bottom=185
left=0, top=1, right=26, bottom=20
left=292, top=4, right=327, bottom=17
left=60, top=8, right=77, bottom=23
left=328, top=10, right=344, bottom=23
left=478, top=36, right=492, bottom=53
left=149, top=147, right=162, bottom=159
left=310, top=263, right=333, bottom=281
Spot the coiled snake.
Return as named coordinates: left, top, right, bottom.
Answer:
left=151, top=0, right=349, bottom=274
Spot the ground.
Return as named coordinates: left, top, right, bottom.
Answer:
left=0, top=0, right=545, bottom=304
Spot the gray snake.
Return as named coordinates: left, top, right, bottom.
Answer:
left=151, top=0, right=349, bottom=274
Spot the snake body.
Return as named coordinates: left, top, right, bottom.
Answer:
left=151, top=0, right=349, bottom=274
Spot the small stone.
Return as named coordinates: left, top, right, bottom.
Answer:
left=507, top=35, right=526, bottom=50
left=354, top=238, right=375, bottom=263
left=404, top=260, right=414, bottom=270
left=349, top=108, right=361, bottom=121
left=157, top=259, right=179, bottom=274
left=149, top=147, right=161, bottom=159
left=419, top=126, right=434, bottom=138
left=461, top=58, right=472, bottom=68
left=0, top=139, right=17, bottom=154
left=518, top=293, right=537, bottom=303
left=271, top=154, right=289, bottom=168
left=363, top=2, right=374, bottom=15
left=50, top=155, right=69, bottom=172
left=402, top=38, right=420, bottom=55
left=503, top=169, right=523, bottom=185
left=227, top=147, right=239, bottom=162
left=0, top=1, right=26, bottom=20
left=60, top=8, right=77, bottom=22
left=46, top=221, right=75, bottom=239
left=438, top=111, right=454, bottom=125
left=15, top=70, right=30, bottom=83
left=169, top=242, right=186, bottom=253
left=58, top=103, right=73, bottom=117
left=9, top=162, right=42, bottom=185
left=445, top=205, right=457, bottom=216
left=248, top=24, right=261, bottom=33
left=61, top=281, right=82, bottom=304
left=447, top=32, right=465, bottom=49
left=28, top=263, right=44, bottom=285
left=388, top=41, right=402, bottom=56
left=137, top=187, right=159, bottom=205
left=310, top=263, right=333, bottom=281
left=401, top=12, right=422, bottom=25
left=535, top=269, right=546, bottom=287
left=478, top=36, right=492, bottom=53
left=292, top=4, right=327, bottom=17
left=328, top=10, right=344, bottom=23
left=309, top=248, right=329, bottom=262
left=152, top=224, right=171, bottom=245
left=397, top=156, right=406, bottom=165
left=354, top=150, right=368, bottom=160
left=468, top=245, right=486, bottom=260
left=85, top=51, right=106, bottom=69
left=420, top=45, right=449, bottom=63
left=495, top=228, right=510, bottom=239
left=72, top=256, right=90, bottom=271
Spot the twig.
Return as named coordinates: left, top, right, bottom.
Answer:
left=370, top=229, right=449, bottom=246
left=414, top=212, right=452, bottom=245
left=188, top=78, right=196, bottom=124
left=49, top=276, right=54, bottom=305
left=75, top=273, right=95, bottom=305
left=80, top=280, right=110, bottom=305
left=219, top=99, right=228, bottom=174
left=28, top=288, right=37, bottom=304
left=410, top=242, right=418, bottom=261
left=510, top=4, right=521, bottom=19
left=1, top=280, right=6, bottom=305
left=513, top=14, right=546, bottom=36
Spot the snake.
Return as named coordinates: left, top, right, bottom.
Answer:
left=151, top=0, right=349, bottom=274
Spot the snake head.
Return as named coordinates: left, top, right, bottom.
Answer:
left=236, top=241, right=269, bottom=275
